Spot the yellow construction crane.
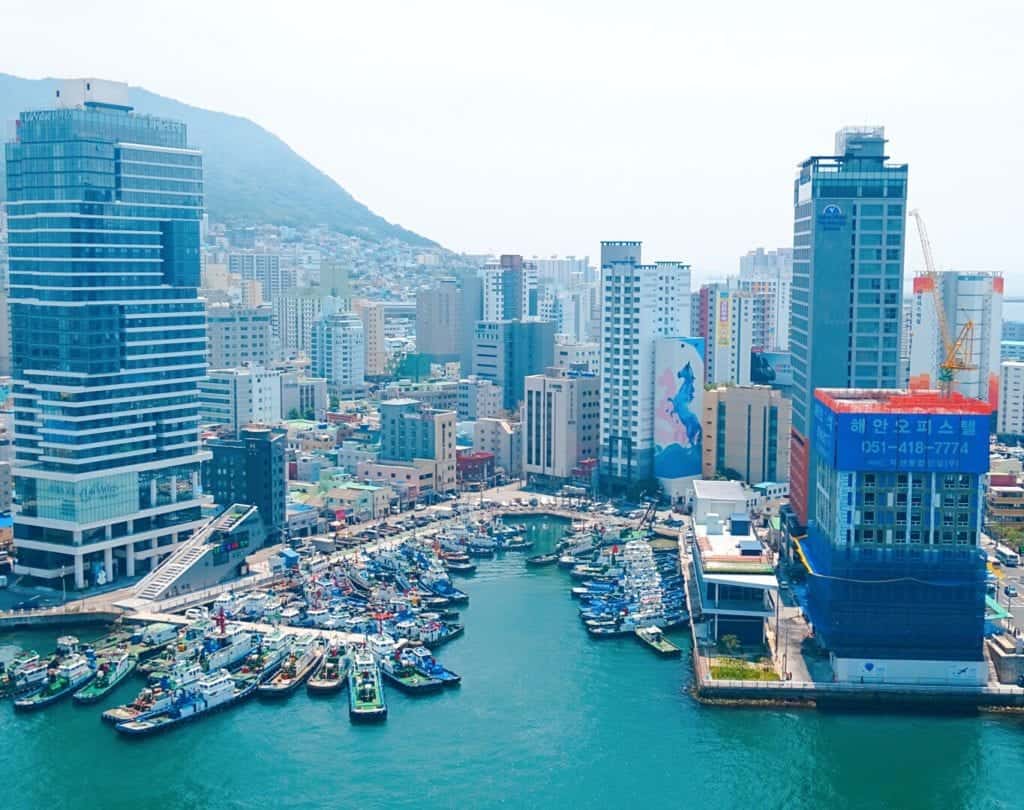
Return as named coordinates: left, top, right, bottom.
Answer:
left=908, top=209, right=975, bottom=395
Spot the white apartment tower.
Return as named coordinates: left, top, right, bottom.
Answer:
left=737, top=247, right=793, bottom=351
left=702, top=284, right=754, bottom=385
left=599, top=241, right=691, bottom=489
left=909, top=271, right=1003, bottom=407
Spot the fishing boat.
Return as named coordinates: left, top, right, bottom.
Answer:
left=256, top=637, right=323, bottom=698
left=408, top=646, right=461, bottom=686
left=115, top=669, right=258, bottom=736
left=635, top=626, right=681, bottom=657
left=380, top=648, right=444, bottom=694
left=417, top=621, right=464, bottom=648
left=200, top=619, right=261, bottom=672
left=0, top=651, right=50, bottom=699
left=72, top=650, right=137, bottom=704
left=444, top=559, right=477, bottom=575
left=307, top=645, right=349, bottom=695
left=526, top=552, right=559, bottom=567
left=501, top=536, right=534, bottom=551
left=418, top=563, right=470, bottom=604
left=348, top=648, right=387, bottom=722
left=102, top=660, right=205, bottom=724
left=237, top=632, right=294, bottom=683
left=14, top=654, right=95, bottom=711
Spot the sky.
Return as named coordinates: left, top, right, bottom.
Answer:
left=3, top=0, right=1022, bottom=289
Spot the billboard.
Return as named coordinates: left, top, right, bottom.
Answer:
left=654, top=337, right=705, bottom=496
left=813, top=399, right=990, bottom=474
left=716, top=292, right=731, bottom=347
left=750, top=350, right=792, bottom=387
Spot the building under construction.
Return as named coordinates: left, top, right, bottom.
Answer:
left=800, top=388, right=992, bottom=684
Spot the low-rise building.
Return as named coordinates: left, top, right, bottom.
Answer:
left=324, top=481, right=391, bottom=521
left=701, top=385, right=790, bottom=484
left=474, top=417, right=522, bottom=479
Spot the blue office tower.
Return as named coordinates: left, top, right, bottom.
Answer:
left=5, top=79, right=208, bottom=588
left=788, top=127, right=908, bottom=530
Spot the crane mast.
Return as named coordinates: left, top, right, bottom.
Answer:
left=908, top=209, right=975, bottom=395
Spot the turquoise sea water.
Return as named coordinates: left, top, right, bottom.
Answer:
left=2, top=515, right=1024, bottom=810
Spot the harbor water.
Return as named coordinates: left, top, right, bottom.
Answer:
left=2, top=515, right=1023, bottom=810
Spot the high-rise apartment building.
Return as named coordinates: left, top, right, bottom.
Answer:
left=310, top=312, right=366, bottom=395
left=696, top=284, right=753, bottom=385
left=529, top=255, right=591, bottom=286
left=352, top=300, right=388, bottom=376
left=6, top=79, right=208, bottom=587
left=273, top=288, right=343, bottom=358
left=997, top=361, right=1024, bottom=442
left=472, top=320, right=555, bottom=411
left=482, top=254, right=538, bottom=320
left=788, top=126, right=908, bottom=527
left=908, top=271, right=1003, bottom=407
left=455, top=268, right=483, bottom=374
left=416, top=279, right=461, bottom=361
left=701, top=386, right=790, bottom=484
left=599, top=242, right=691, bottom=490
left=738, top=247, right=793, bottom=352
left=802, top=389, right=990, bottom=684
left=523, top=367, right=601, bottom=483
left=206, top=304, right=273, bottom=368
left=200, top=367, right=282, bottom=432
left=228, top=251, right=295, bottom=302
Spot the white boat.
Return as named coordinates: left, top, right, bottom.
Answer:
left=115, top=669, right=255, bottom=736
left=202, top=624, right=261, bottom=671
left=367, top=632, right=397, bottom=660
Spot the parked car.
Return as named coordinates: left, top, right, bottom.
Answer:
left=1005, top=585, right=1019, bottom=598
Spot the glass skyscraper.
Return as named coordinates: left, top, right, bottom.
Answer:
left=5, top=79, right=208, bottom=588
left=788, top=127, right=908, bottom=529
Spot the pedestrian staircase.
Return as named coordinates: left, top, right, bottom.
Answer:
left=133, top=531, right=214, bottom=602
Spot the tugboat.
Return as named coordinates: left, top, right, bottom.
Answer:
left=348, top=648, right=387, bottom=722
left=102, top=660, right=205, bottom=724
left=380, top=648, right=445, bottom=694
left=115, top=669, right=258, bottom=736
left=307, top=644, right=349, bottom=695
left=256, top=637, right=323, bottom=698
left=634, top=625, right=682, bottom=657
left=408, top=646, right=461, bottom=686
left=418, top=563, right=470, bottom=604
left=0, top=651, right=50, bottom=699
left=73, top=650, right=138, bottom=704
left=14, top=654, right=95, bottom=711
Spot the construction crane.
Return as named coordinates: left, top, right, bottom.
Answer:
left=908, top=209, right=975, bottom=395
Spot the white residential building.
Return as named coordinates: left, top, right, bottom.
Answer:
left=273, top=289, right=343, bottom=358
left=206, top=304, right=274, bottom=368
left=200, top=367, right=282, bottom=433
left=909, top=271, right=1003, bottom=408
left=310, top=312, right=366, bottom=395
left=600, top=241, right=691, bottom=488
left=701, top=284, right=753, bottom=385
left=738, top=247, right=793, bottom=351
left=998, top=361, right=1024, bottom=440
left=555, top=340, right=601, bottom=374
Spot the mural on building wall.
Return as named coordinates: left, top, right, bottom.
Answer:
left=654, top=337, right=705, bottom=490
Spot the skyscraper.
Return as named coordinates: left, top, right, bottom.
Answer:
left=788, top=126, right=908, bottom=527
left=6, top=79, right=208, bottom=588
left=599, top=241, right=691, bottom=491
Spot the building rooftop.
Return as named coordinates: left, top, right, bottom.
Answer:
left=691, top=479, right=750, bottom=502
left=693, top=519, right=775, bottom=578
left=815, top=388, right=992, bottom=416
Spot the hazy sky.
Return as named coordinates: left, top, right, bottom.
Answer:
left=3, top=0, right=1022, bottom=287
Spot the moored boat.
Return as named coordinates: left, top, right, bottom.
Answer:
left=348, top=649, right=387, bottom=722
left=14, top=654, right=95, bottom=711
left=0, top=651, right=49, bottom=699
left=526, top=552, right=559, bottom=567
left=101, top=660, right=205, bottom=724
left=408, top=646, right=461, bottom=686
left=115, top=669, right=257, bottom=736
left=634, top=625, right=681, bottom=657
left=73, top=650, right=137, bottom=704
left=307, top=645, right=349, bottom=695
left=380, top=648, right=445, bottom=694
left=236, top=632, right=294, bottom=684
left=256, top=637, right=323, bottom=698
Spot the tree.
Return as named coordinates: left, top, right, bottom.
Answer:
left=303, top=408, right=315, bottom=421
left=329, top=394, right=340, bottom=412
left=718, top=634, right=742, bottom=656
left=287, top=408, right=300, bottom=420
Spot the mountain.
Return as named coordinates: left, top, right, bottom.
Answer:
left=0, top=73, right=434, bottom=246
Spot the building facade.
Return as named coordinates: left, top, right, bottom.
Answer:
left=738, top=247, right=793, bottom=352
left=279, top=372, right=328, bottom=421
left=310, top=312, right=366, bottom=395
left=802, top=389, right=990, bottom=684
left=599, top=241, right=691, bottom=491
left=474, top=417, right=522, bottom=479
left=788, top=126, right=908, bottom=528
left=997, top=361, right=1024, bottom=442
left=200, top=367, right=282, bottom=432
left=457, top=377, right=502, bottom=421
left=472, top=319, right=555, bottom=411
left=273, top=288, right=343, bottom=358
left=697, top=284, right=753, bottom=385
left=228, top=251, right=295, bottom=303
left=6, top=79, right=209, bottom=587
left=206, top=304, right=273, bottom=369
left=204, top=426, right=286, bottom=544
left=377, top=398, right=456, bottom=493
left=523, top=367, right=601, bottom=483
left=352, top=300, right=388, bottom=377
left=416, top=278, right=461, bottom=362
left=701, top=385, right=790, bottom=484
